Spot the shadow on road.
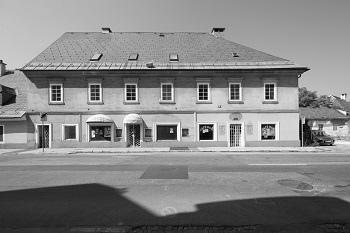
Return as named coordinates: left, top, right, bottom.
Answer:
left=1, top=183, right=350, bottom=228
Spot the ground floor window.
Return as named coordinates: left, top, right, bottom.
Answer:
left=260, top=123, right=279, bottom=140
left=90, top=125, right=111, bottom=141
left=0, top=125, right=3, bottom=142
left=198, top=123, right=216, bottom=141
left=62, top=124, right=78, bottom=141
left=156, top=125, right=178, bottom=140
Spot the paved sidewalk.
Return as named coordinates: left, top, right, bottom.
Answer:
left=0, top=146, right=332, bottom=155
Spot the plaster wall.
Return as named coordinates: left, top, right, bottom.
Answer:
left=0, top=121, right=27, bottom=148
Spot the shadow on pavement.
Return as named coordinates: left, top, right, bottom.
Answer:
left=1, top=183, right=350, bottom=229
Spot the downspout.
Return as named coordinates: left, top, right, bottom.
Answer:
left=194, top=112, right=197, bottom=142
left=79, top=114, right=82, bottom=142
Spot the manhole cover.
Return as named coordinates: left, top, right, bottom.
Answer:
left=278, top=179, right=313, bottom=191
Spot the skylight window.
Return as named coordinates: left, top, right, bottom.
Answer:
left=128, top=53, right=139, bottom=61
left=90, top=53, right=102, bottom=62
left=169, top=53, right=178, bottom=62
left=232, top=53, right=239, bottom=57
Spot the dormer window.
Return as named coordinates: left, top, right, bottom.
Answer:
left=169, top=53, right=178, bottom=62
left=90, top=53, right=102, bottom=62
left=128, top=53, right=139, bottom=61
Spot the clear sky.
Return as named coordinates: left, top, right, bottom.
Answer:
left=1, top=0, right=349, bottom=97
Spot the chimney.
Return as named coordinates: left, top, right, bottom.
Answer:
left=340, top=93, right=347, bottom=101
left=211, top=28, right=225, bottom=38
left=0, top=60, right=6, bottom=77
left=101, top=28, right=112, bottom=34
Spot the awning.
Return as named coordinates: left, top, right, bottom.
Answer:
left=86, top=114, right=114, bottom=123
left=123, top=113, right=143, bottom=124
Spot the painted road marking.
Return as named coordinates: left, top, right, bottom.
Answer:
left=249, top=162, right=350, bottom=166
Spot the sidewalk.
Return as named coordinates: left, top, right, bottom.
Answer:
left=0, top=146, right=332, bottom=155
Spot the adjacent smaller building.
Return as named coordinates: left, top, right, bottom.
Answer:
left=0, top=61, right=28, bottom=148
left=300, top=107, right=350, bottom=140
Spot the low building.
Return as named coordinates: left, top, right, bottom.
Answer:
left=21, top=28, right=308, bottom=148
left=0, top=60, right=27, bottom=148
left=300, top=107, right=350, bottom=140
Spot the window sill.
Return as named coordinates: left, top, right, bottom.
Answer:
left=123, top=101, right=140, bottom=105
left=159, top=101, right=176, bottom=104
left=196, top=101, right=212, bottom=104
left=49, top=102, right=65, bottom=105
left=262, top=101, right=278, bottom=104
left=228, top=100, right=244, bottom=104
left=88, top=102, right=104, bottom=105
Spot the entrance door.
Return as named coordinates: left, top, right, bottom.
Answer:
left=230, top=124, right=242, bottom=147
left=38, top=125, right=50, bottom=148
left=127, top=124, right=141, bottom=147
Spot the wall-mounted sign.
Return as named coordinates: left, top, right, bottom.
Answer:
left=229, top=113, right=242, bottom=121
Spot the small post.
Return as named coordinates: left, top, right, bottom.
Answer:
left=301, top=117, right=305, bottom=147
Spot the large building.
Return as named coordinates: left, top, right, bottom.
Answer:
left=21, top=28, right=308, bottom=148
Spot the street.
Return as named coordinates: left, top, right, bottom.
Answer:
left=0, top=151, right=350, bottom=233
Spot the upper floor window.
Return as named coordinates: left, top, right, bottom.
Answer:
left=197, top=83, right=210, bottom=101
left=229, top=83, right=242, bottom=101
left=49, top=84, right=63, bottom=104
left=125, top=83, right=138, bottom=102
left=88, top=83, right=102, bottom=103
left=161, top=83, right=174, bottom=102
left=264, top=83, right=276, bottom=101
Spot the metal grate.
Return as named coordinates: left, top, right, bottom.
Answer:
left=230, top=124, right=241, bottom=147
left=38, top=125, right=50, bottom=148
left=127, top=124, right=141, bottom=147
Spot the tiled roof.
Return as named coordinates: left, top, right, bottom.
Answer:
left=332, top=98, right=350, bottom=112
left=299, top=107, right=349, bottom=119
left=22, top=32, right=308, bottom=71
left=0, top=70, right=27, bottom=116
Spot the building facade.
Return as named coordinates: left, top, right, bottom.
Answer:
left=22, top=28, right=308, bottom=148
left=0, top=61, right=27, bottom=148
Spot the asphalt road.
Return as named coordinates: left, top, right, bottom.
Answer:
left=1, top=152, right=350, bottom=233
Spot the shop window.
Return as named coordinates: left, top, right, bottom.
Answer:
left=90, top=126, right=111, bottom=141
left=260, top=123, right=279, bottom=140
left=145, top=128, right=152, bottom=138
left=0, top=125, right=4, bottom=142
left=49, top=84, right=63, bottom=104
left=198, top=123, right=215, bottom=141
left=62, top=124, right=78, bottom=140
left=115, top=128, right=123, bottom=137
left=156, top=125, right=177, bottom=140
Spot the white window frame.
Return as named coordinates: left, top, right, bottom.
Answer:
left=88, top=83, right=102, bottom=103
left=258, top=122, right=280, bottom=141
left=153, top=122, right=181, bottom=141
left=229, top=83, right=242, bottom=101
left=197, top=83, right=211, bottom=102
left=49, top=83, right=63, bottom=103
left=160, top=83, right=174, bottom=102
left=264, top=82, right=277, bottom=101
left=62, top=124, right=79, bottom=141
left=0, top=125, right=4, bottom=143
left=124, top=83, right=139, bottom=103
left=197, top=122, right=218, bottom=141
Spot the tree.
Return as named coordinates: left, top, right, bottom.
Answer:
left=298, top=87, right=333, bottom=108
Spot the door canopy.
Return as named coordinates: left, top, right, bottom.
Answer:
left=123, top=113, right=143, bottom=124
left=86, top=114, right=114, bottom=123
